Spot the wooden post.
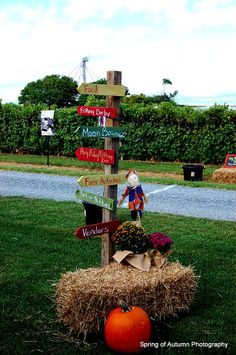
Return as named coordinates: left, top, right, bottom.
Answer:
left=101, top=71, right=122, bottom=266
left=46, top=136, right=50, bottom=166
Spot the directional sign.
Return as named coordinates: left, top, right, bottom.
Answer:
left=78, top=174, right=125, bottom=187
left=75, top=147, right=115, bottom=165
left=75, top=126, right=125, bottom=139
left=76, top=189, right=114, bottom=210
left=77, top=106, right=118, bottom=118
left=75, top=220, right=120, bottom=239
left=77, top=83, right=126, bottom=97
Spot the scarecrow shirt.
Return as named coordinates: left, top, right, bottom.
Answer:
left=122, top=185, right=145, bottom=211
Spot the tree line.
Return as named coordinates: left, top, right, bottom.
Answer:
left=17, top=74, right=177, bottom=107
left=0, top=99, right=235, bottom=165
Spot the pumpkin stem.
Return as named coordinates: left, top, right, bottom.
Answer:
left=119, top=301, right=132, bottom=312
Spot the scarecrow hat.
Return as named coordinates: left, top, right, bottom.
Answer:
left=126, top=170, right=138, bottom=180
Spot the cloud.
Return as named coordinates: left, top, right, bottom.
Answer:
left=0, top=0, right=236, bottom=103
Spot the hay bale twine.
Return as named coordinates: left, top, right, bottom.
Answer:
left=55, top=262, right=197, bottom=335
left=212, top=168, right=236, bottom=184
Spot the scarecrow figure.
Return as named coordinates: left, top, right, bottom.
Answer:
left=118, top=170, right=148, bottom=221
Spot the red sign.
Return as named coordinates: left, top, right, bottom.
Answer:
left=77, top=106, right=117, bottom=118
left=75, top=220, right=120, bottom=239
left=75, top=147, right=115, bottom=165
left=224, top=154, right=236, bottom=168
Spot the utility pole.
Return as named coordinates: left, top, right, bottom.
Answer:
left=82, top=57, right=88, bottom=83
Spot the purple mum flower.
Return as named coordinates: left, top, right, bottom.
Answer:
left=148, top=232, right=174, bottom=254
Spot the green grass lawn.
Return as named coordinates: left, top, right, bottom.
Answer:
left=0, top=153, right=219, bottom=175
left=1, top=153, right=235, bottom=190
left=0, top=197, right=235, bottom=354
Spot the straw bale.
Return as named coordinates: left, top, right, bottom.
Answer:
left=55, top=262, right=197, bottom=335
left=212, top=168, right=236, bottom=184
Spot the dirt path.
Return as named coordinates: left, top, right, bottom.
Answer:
left=0, top=162, right=183, bottom=180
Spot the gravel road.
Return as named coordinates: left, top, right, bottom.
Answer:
left=0, top=171, right=235, bottom=222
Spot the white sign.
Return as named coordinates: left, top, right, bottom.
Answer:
left=98, top=116, right=107, bottom=127
left=41, top=110, right=55, bottom=136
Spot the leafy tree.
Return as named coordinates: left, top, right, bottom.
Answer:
left=162, top=78, right=172, bottom=92
left=124, top=92, right=178, bottom=105
left=162, top=78, right=178, bottom=99
left=18, top=75, right=79, bottom=108
left=162, top=78, right=178, bottom=101
left=124, top=78, right=178, bottom=105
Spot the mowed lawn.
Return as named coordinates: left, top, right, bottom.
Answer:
left=2, top=152, right=236, bottom=191
left=0, top=196, right=236, bottom=354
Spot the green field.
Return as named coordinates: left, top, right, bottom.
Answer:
left=0, top=196, right=235, bottom=354
left=1, top=153, right=235, bottom=190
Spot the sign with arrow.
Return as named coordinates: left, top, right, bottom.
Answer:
left=78, top=174, right=125, bottom=187
left=75, top=220, right=120, bottom=239
left=76, top=189, right=115, bottom=210
left=75, top=126, right=125, bottom=139
left=77, top=83, right=125, bottom=97
left=75, top=147, right=115, bottom=165
left=77, top=106, right=118, bottom=118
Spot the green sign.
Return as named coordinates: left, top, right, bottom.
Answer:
left=76, top=189, right=115, bottom=210
left=75, top=126, right=125, bottom=139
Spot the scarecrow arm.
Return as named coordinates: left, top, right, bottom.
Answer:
left=117, top=187, right=130, bottom=206
left=144, top=193, right=148, bottom=203
left=117, top=194, right=126, bottom=206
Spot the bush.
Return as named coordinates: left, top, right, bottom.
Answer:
left=0, top=102, right=235, bottom=164
left=120, top=102, right=236, bottom=164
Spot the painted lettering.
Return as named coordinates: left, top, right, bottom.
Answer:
left=101, top=127, right=125, bottom=139
left=76, top=189, right=114, bottom=210
left=84, top=84, right=98, bottom=94
left=82, top=127, right=100, bottom=138
left=84, top=177, right=98, bottom=187
left=75, top=220, right=120, bottom=239
left=95, top=108, right=111, bottom=117
left=82, top=226, right=109, bottom=238
left=76, top=147, right=115, bottom=164
left=100, top=176, right=122, bottom=185
left=77, top=106, right=117, bottom=118
left=78, top=174, right=124, bottom=187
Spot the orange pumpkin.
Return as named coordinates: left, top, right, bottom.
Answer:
left=104, top=304, right=151, bottom=353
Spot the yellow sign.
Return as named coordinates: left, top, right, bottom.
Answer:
left=78, top=174, right=125, bottom=187
left=77, top=83, right=125, bottom=97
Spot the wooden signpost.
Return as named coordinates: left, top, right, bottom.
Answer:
left=77, top=83, right=125, bottom=97
left=77, top=106, right=118, bottom=118
left=75, top=220, right=120, bottom=239
left=75, top=71, right=123, bottom=266
left=101, top=71, right=122, bottom=265
left=76, top=189, right=115, bottom=211
left=78, top=174, right=125, bottom=187
left=75, top=126, right=125, bottom=139
left=75, top=147, right=115, bottom=165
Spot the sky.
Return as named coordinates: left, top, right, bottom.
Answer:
left=1, top=0, right=236, bottom=105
